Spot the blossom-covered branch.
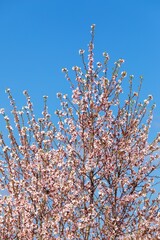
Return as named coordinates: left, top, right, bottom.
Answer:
left=0, top=24, right=160, bottom=239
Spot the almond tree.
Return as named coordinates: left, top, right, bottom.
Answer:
left=0, top=25, right=160, bottom=239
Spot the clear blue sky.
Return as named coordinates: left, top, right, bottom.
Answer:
left=0, top=0, right=160, bottom=138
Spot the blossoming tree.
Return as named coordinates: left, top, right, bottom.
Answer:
left=0, top=25, right=160, bottom=239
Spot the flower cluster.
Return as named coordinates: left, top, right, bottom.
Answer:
left=0, top=25, right=160, bottom=239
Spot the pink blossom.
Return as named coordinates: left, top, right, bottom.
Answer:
left=0, top=25, right=159, bottom=239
